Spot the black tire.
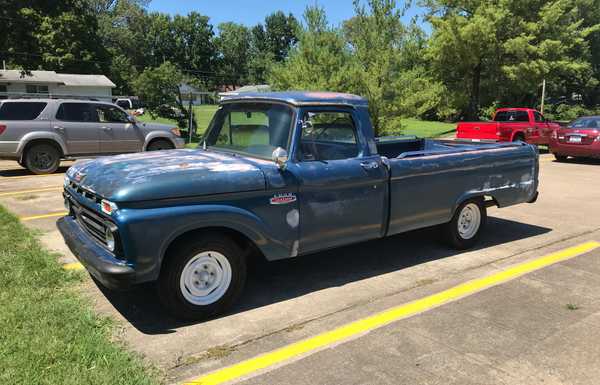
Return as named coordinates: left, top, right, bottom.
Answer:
left=146, top=139, right=174, bottom=151
left=442, top=198, right=487, bottom=250
left=513, top=133, right=525, bottom=142
left=554, top=154, right=568, bottom=162
left=24, top=143, right=60, bottom=174
left=158, top=233, right=247, bottom=320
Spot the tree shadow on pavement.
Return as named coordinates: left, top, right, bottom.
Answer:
left=95, top=216, right=551, bottom=334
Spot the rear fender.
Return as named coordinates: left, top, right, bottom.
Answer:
left=142, top=132, right=177, bottom=150
left=17, top=132, right=68, bottom=159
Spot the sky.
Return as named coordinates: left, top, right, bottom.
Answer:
left=147, top=0, right=427, bottom=30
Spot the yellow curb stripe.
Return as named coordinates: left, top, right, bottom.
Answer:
left=184, top=241, right=600, bottom=385
left=62, top=262, right=84, bottom=271
left=0, top=187, right=62, bottom=197
left=20, top=212, right=67, bottom=221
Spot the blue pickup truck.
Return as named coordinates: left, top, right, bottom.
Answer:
left=57, top=92, right=539, bottom=319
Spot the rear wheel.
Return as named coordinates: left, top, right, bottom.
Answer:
left=554, top=154, right=568, bottom=162
left=442, top=198, right=487, bottom=250
left=24, top=143, right=60, bottom=174
left=158, top=233, right=247, bottom=320
left=513, top=133, right=525, bottom=142
left=146, top=139, right=174, bottom=151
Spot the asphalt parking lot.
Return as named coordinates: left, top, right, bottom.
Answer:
left=1, top=153, right=600, bottom=385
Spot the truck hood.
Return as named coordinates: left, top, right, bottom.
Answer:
left=67, top=149, right=266, bottom=202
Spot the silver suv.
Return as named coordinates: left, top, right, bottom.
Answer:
left=0, top=99, right=185, bottom=174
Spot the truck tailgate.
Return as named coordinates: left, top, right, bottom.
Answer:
left=456, top=122, right=499, bottom=140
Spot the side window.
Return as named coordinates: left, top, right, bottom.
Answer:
left=0, top=102, right=47, bottom=120
left=534, top=111, right=544, bottom=123
left=300, top=111, right=359, bottom=161
left=95, top=105, right=129, bottom=123
left=56, top=103, right=95, bottom=122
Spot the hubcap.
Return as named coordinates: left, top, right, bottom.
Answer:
left=33, top=151, right=53, bottom=170
left=457, top=203, right=481, bottom=240
left=180, top=251, right=232, bottom=306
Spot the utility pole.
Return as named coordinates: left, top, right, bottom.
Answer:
left=540, top=79, right=546, bottom=114
left=2, top=60, right=5, bottom=70
left=188, top=92, right=194, bottom=144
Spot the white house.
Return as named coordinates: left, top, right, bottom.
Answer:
left=0, top=70, right=116, bottom=101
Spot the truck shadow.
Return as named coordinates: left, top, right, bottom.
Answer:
left=96, top=216, right=551, bottom=334
left=0, top=165, right=71, bottom=177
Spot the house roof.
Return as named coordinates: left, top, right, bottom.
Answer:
left=221, top=91, right=369, bottom=107
left=0, top=70, right=116, bottom=88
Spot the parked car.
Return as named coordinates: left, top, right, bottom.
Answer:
left=0, top=99, right=185, bottom=174
left=57, top=91, right=539, bottom=320
left=549, top=116, right=600, bottom=161
left=456, top=108, right=560, bottom=145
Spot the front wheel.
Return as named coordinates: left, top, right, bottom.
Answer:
left=158, top=233, right=247, bottom=320
left=442, top=198, right=487, bottom=250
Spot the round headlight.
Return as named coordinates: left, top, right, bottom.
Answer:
left=105, top=228, right=115, bottom=252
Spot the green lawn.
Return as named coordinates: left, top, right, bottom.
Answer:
left=399, top=118, right=457, bottom=138
left=0, top=206, right=158, bottom=385
left=136, top=105, right=218, bottom=134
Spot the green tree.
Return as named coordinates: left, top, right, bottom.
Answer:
left=425, top=0, right=599, bottom=119
left=269, top=6, right=359, bottom=93
left=216, top=23, right=252, bottom=87
left=132, top=62, right=192, bottom=128
left=0, top=0, right=109, bottom=73
left=344, top=0, right=408, bottom=134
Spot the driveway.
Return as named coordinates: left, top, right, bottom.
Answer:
left=1, top=154, right=599, bottom=384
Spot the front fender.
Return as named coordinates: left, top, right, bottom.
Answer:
left=115, top=204, right=292, bottom=282
left=16, top=132, right=68, bottom=158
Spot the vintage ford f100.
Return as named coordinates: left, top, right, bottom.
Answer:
left=57, top=92, right=539, bottom=319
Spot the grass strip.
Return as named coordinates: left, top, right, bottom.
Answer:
left=0, top=206, right=159, bottom=385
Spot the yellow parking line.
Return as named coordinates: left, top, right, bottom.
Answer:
left=184, top=241, right=600, bottom=385
left=63, top=262, right=84, bottom=271
left=0, top=173, right=65, bottom=180
left=0, top=187, right=62, bottom=197
left=20, top=212, right=67, bottom=221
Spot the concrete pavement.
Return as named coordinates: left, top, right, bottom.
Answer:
left=1, top=154, right=599, bottom=384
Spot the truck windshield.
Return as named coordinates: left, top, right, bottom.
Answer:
left=204, top=102, right=294, bottom=158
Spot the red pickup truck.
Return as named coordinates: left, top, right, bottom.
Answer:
left=456, top=108, right=560, bottom=145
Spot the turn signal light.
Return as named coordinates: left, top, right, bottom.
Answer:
left=0, top=125, right=5, bottom=135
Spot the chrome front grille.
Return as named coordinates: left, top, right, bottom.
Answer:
left=68, top=181, right=101, bottom=203
left=68, top=196, right=109, bottom=247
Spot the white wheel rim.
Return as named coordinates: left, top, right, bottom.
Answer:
left=457, top=203, right=481, bottom=240
left=180, top=251, right=232, bottom=306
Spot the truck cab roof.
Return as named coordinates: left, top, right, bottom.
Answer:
left=221, top=91, right=369, bottom=107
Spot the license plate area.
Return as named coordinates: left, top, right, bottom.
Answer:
left=568, top=136, right=582, bottom=143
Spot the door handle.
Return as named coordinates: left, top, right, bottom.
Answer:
left=360, top=161, right=379, bottom=170
left=101, top=126, right=112, bottom=131
left=53, top=125, right=65, bottom=132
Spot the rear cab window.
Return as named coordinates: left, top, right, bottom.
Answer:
left=494, top=110, right=529, bottom=122
left=0, top=102, right=48, bottom=120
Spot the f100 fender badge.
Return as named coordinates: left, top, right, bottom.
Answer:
left=270, top=193, right=297, bottom=205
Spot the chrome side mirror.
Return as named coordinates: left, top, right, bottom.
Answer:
left=272, top=147, right=288, bottom=170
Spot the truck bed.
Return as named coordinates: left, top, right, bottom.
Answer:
left=376, top=136, right=539, bottom=236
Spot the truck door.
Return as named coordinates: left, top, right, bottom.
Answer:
left=533, top=111, right=551, bottom=144
left=288, top=108, right=387, bottom=254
